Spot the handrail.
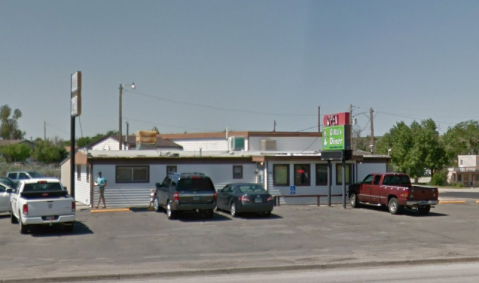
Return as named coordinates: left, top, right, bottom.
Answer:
left=273, top=194, right=343, bottom=207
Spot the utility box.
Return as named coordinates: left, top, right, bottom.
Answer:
left=261, top=139, right=277, bottom=151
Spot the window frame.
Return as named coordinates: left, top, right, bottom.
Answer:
left=116, top=165, right=150, bottom=183
left=336, top=163, right=353, bottom=185
left=273, top=164, right=290, bottom=186
left=315, top=164, right=328, bottom=186
left=294, top=164, right=311, bottom=186
left=233, top=165, right=243, bottom=179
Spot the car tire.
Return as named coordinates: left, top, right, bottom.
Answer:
left=350, top=193, right=359, bottom=208
left=154, top=198, right=161, bottom=212
left=166, top=201, right=176, bottom=220
left=418, top=205, right=431, bottom=215
left=388, top=197, right=402, bottom=215
left=205, top=209, right=214, bottom=220
left=19, top=213, right=28, bottom=234
left=11, top=211, right=18, bottom=224
left=230, top=202, right=237, bottom=217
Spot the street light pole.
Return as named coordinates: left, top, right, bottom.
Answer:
left=119, top=82, right=135, bottom=151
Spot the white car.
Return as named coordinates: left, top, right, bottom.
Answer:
left=0, top=182, right=14, bottom=213
left=10, top=178, right=75, bottom=234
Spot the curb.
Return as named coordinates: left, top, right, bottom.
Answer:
left=439, top=200, right=467, bottom=204
left=2, top=257, right=479, bottom=283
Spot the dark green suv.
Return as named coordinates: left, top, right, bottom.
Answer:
left=154, top=172, right=217, bottom=220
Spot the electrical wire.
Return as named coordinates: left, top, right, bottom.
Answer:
left=123, top=117, right=218, bottom=132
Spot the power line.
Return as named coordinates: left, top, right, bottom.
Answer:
left=123, top=117, right=218, bottom=132
left=45, top=122, right=69, bottom=135
left=124, top=89, right=317, bottom=117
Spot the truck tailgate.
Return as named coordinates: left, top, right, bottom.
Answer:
left=410, top=186, right=438, bottom=200
left=25, top=198, right=74, bottom=218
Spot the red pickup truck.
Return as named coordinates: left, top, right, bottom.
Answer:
left=348, top=173, right=438, bottom=215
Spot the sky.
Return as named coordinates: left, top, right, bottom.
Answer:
left=1, top=0, right=479, bottom=141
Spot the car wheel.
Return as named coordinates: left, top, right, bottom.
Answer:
left=350, top=193, right=359, bottom=208
left=11, top=211, right=18, bottom=224
left=19, top=213, right=28, bottom=234
left=230, top=202, right=237, bottom=217
left=205, top=209, right=214, bottom=220
left=388, top=197, right=402, bottom=215
left=418, top=205, right=431, bottom=215
left=154, top=198, right=160, bottom=212
left=166, top=201, right=176, bottom=220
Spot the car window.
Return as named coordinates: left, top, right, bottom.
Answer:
left=238, top=184, right=266, bottom=193
left=162, top=177, right=171, bottom=187
left=177, top=178, right=215, bottom=191
left=0, top=184, right=5, bottom=192
left=7, top=173, right=16, bottom=179
left=23, top=182, right=63, bottom=192
left=28, top=172, right=44, bottom=178
left=362, top=175, right=374, bottom=184
left=224, top=185, right=233, bottom=193
left=19, top=173, right=29, bottom=179
left=373, top=175, right=381, bottom=185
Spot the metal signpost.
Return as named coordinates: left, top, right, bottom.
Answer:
left=70, top=71, right=82, bottom=198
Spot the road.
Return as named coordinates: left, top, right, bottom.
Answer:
left=73, top=262, right=479, bottom=283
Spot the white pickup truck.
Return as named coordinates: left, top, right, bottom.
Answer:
left=10, top=178, right=76, bottom=234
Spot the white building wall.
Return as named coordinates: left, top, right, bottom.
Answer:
left=74, top=164, right=92, bottom=206
left=170, top=139, right=229, bottom=151
left=92, top=137, right=123, bottom=150
left=356, top=163, right=387, bottom=182
left=248, top=137, right=322, bottom=152
left=61, top=159, right=71, bottom=195
left=266, top=161, right=349, bottom=205
left=457, top=155, right=478, bottom=167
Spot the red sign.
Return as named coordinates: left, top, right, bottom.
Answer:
left=323, top=112, right=350, bottom=126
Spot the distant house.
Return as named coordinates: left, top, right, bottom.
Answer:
left=448, top=155, right=479, bottom=187
left=0, top=139, right=35, bottom=150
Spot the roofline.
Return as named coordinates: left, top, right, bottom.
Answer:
left=158, top=131, right=321, bottom=139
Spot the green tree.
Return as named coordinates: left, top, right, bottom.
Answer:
left=0, top=144, right=31, bottom=162
left=0, top=105, right=25, bottom=140
left=33, top=140, right=68, bottom=163
left=442, top=120, right=479, bottom=166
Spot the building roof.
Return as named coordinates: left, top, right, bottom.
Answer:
left=0, top=139, right=34, bottom=146
left=157, top=131, right=322, bottom=140
left=87, top=135, right=183, bottom=149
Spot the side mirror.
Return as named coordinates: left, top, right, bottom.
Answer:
left=6, top=188, right=12, bottom=193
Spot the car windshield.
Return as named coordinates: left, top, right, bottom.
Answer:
left=177, top=178, right=215, bottom=191
left=0, top=178, right=15, bottom=187
left=23, top=182, right=63, bottom=192
left=28, top=172, right=45, bottom=178
left=238, top=184, right=266, bottom=193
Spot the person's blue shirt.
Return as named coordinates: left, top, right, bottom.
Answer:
left=97, top=177, right=107, bottom=188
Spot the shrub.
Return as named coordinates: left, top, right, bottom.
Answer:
left=430, top=170, right=447, bottom=186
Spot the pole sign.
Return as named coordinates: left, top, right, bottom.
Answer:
left=322, top=125, right=351, bottom=150
left=71, top=71, right=82, bottom=117
left=323, top=112, right=350, bottom=127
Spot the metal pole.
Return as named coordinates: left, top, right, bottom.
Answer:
left=44, top=121, right=46, bottom=141
left=70, top=116, right=75, bottom=198
left=126, top=121, right=129, bottom=150
left=327, top=160, right=332, bottom=206
left=119, top=84, right=123, bottom=150
left=342, top=158, right=346, bottom=209
left=318, top=106, right=321, bottom=133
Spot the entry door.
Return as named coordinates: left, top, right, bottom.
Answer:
left=370, top=174, right=382, bottom=204
left=0, top=184, right=11, bottom=212
left=358, top=174, right=373, bottom=203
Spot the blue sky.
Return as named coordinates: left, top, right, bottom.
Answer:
left=1, top=0, right=478, bottom=141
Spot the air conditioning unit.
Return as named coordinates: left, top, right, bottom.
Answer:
left=261, top=139, right=276, bottom=151
left=229, top=137, right=245, bottom=151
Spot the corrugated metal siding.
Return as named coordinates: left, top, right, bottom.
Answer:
left=267, top=161, right=347, bottom=205
left=170, top=139, right=228, bottom=151
left=357, top=163, right=387, bottom=182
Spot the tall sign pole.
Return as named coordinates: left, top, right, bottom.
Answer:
left=71, top=71, right=82, bottom=199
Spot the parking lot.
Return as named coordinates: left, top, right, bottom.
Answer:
left=2, top=203, right=479, bottom=281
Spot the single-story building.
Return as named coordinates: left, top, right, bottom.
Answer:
left=448, top=155, right=479, bottom=187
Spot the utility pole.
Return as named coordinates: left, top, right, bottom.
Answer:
left=44, top=121, right=46, bottom=141
left=318, top=106, right=321, bottom=133
left=125, top=121, right=129, bottom=150
left=349, top=104, right=353, bottom=149
left=273, top=120, right=276, bottom=132
left=370, top=108, right=374, bottom=154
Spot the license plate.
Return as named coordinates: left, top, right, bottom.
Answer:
left=46, top=216, right=55, bottom=220
left=419, top=201, right=428, bottom=205
left=256, top=198, right=262, bottom=203
left=193, top=196, right=200, bottom=201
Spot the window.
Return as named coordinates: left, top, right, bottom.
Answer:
left=0, top=184, right=5, bottom=192
left=373, top=175, right=381, bottom=185
left=86, top=166, right=90, bottom=183
left=336, top=164, right=352, bottom=185
left=294, top=164, right=310, bottom=186
left=19, top=173, right=28, bottom=180
left=7, top=173, right=16, bottom=179
left=458, top=175, right=462, bottom=182
left=316, top=164, right=328, bottom=186
left=166, top=166, right=177, bottom=175
left=233, top=165, right=243, bottom=179
left=460, top=160, right=463, bottom=165
left=273, top=164, right=289, bottom=186
left=116, top=166, right=149, bottom=183
left=362, top=174, right=373, bottom=184
left=77, top=165, right=81, bottom=181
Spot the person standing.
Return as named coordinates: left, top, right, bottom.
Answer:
left=95, top=171, right=107, bottom=209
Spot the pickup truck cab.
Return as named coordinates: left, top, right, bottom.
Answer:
left=349, top=173, right=438, bottom=215
left=10, top=178, right=76, bottom=234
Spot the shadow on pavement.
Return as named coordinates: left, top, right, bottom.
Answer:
left=29, top=221, right=93, bottom=237
left=354, top=206, right=448, bottom=217
left=215, top=209, right=283, bottom=220
left=177, top=212, right=232, bottom=222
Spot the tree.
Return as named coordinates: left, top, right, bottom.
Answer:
left=33, top=140, right=68, bottom=163
left=442, top=120, right=479, bottom=166
left=0, top=105, right=25, bottom=140
left=0, top=143, right=31, bottom=162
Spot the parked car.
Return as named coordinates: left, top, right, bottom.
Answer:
left=6, top=171, right=45, bottom=181
left=10, top=178, right=75, bottom=234
left=0, top=177, right=17, bottom=188
left=216, top=183, right=274, bottom=217
left=154, top=172, right=217, bottom=220
left=0, top=182, right=14, bottom=214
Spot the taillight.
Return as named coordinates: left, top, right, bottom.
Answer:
left=239, top=195, right=250, bottom=202
left=173, top=192, right=179, bottom=201
left=404, top=190, right=409, bottom=198
left=266, top=196, right=273, bottom=202
left=213, top=191, right=217, bottom=200
left=72, top=202, right=76, bottom=212
left=23, top=204, right=28, bottom=215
